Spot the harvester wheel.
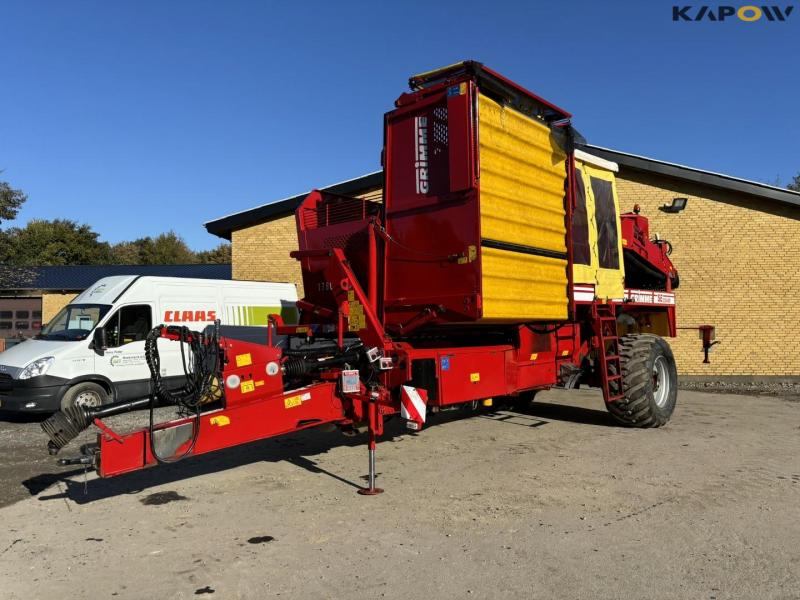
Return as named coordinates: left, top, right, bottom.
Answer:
left=609, top=334, right=677, bottom=427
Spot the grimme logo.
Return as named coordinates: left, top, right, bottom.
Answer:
left=673, top=5, right=794, bottom=20
left=414, top=115, right=429, bottom=194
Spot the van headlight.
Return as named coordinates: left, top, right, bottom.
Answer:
left=19, top=357, right=55, bottom=380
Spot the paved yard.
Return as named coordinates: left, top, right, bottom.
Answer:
left=1, top=389, right=798, bottom=599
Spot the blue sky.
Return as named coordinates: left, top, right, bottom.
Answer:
left=1, top=0, right=797, bottom=250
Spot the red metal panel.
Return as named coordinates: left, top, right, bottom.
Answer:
left=98, top=383, right=344, bottom=477
left=447, top=82, right=476, bottom=192
left=436, top=347, right=509, bottom=405
left=382, top=79, right=482, bottom=328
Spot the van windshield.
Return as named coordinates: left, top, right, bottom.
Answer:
left=38, top=304, right=111, bottom=341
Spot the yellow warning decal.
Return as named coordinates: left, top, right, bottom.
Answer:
left=349, top=300, right=365, bottom=331
left=561, top=350, right=570, bottom=356
left=254, top=380, right=265, bottom=387
left=210, top=415, right=230, bottom=427
left=530, top=353, right=538, bottom=361
left=295, top=326, right=308, bottom=334
left=284, top=395, right=302, bottom=409
left=470, top=372, right=481, bottom=383
left=240, top=380, right=255, bottom=394
left=236, top=353, right=253, bottom=368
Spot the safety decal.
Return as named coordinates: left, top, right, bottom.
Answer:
left=235, top=353, right=253, bottom=367
left=240, top=380, right=255, bottom=394
left=284, top=395, right=302, bottom=409
left=400, top=385, right=427, bottom=427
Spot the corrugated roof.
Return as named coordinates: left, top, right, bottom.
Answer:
left=0, top=264, right=231, bottom=291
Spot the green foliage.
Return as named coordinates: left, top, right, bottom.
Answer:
left=196, top=243, right=232, bottom=264
left=788, top=173, right=800, bottom=193
left=110, top=232, right=198, bottom=265
left=0, top=219, right=112, bottom=266
left=0, top=178, right=231, bottom=268
left=0, top=178, right=27, bottom=226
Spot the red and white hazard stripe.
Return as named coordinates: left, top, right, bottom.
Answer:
left=573, top=284, right=595, bottom=303
left=400, top=385, right=427, bottom=428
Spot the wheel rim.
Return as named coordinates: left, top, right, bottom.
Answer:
left=74, top=390, right=102, bottom=408
left=652, top=355, right=670, bottom=408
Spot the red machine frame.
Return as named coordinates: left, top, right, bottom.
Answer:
left=47, top=62, right=681, bottom=494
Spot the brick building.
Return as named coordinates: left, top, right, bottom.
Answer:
left=204, top=148, right=800, bottom=380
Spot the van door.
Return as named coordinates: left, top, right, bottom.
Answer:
left=94, top=304, right=153, bottom=401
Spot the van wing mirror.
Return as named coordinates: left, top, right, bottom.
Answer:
left=93, top=327, right=108, bottom=352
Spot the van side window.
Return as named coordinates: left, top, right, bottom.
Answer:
left=105, top=305, right=152, bottom=347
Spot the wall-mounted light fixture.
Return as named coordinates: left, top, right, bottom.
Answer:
left=660, top=197, right=688, bottom=213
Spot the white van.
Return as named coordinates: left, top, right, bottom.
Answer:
left=0, top=276, right=298, bottom=413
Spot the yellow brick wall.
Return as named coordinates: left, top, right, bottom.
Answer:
left=41, top=292, right=78, bottom=323
left=232, top=217, right=304, bottom=294
left=615, top=172, right=800, bottom=376
left=232, top=187, right=383, bottom=297
left=230, top=178, right=800, bottom=377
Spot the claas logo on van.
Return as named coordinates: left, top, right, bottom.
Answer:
left=163, top=310, right=217, bottom=323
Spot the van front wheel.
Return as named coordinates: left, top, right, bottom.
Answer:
left=61, top=382, right=108, bottom=411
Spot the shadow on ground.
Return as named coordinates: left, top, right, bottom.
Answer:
left=24, top=399, right=613, bottom=505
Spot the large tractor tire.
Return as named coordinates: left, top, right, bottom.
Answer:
left=608, top=334, right=677, bottom=427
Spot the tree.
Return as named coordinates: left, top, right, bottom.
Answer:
left=0, top=219, right=112, bottom=266
left=110, top=231, right=197, bottom=265
left=196, top=243, right=232, bottom=264
left=149, top=232, right=197, bottom=264
left=109, top=240, right=144, bottom=265
left=788, top=173, right=800, bottom=193
left=0, top=177, right=27, bottom=226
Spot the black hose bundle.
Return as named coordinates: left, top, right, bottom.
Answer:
left=143, top=323, right=223, bottom=463
left=145, top=324, right=221, bottom=409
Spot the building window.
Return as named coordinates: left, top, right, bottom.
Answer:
left=592, top=177, right=620, bottom=270
left=0, top=311, right=11, bottom=320
left=32, top=311, right=42, bottom=319
left=0, top=322, right=11, bottom=330
left=572, top=168, right=591, bottom=266
left=15, top=322, right=29, bottom=330
left=15, top=310, right=30, bottom=319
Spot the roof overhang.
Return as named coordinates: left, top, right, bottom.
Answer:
left=204, top=171, right=383, bottom=240
left=574, top=149, right=619, bottom=173
left=581, top=144, right=800, bottom=208
left=205, top=146, right=800, bottom=241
